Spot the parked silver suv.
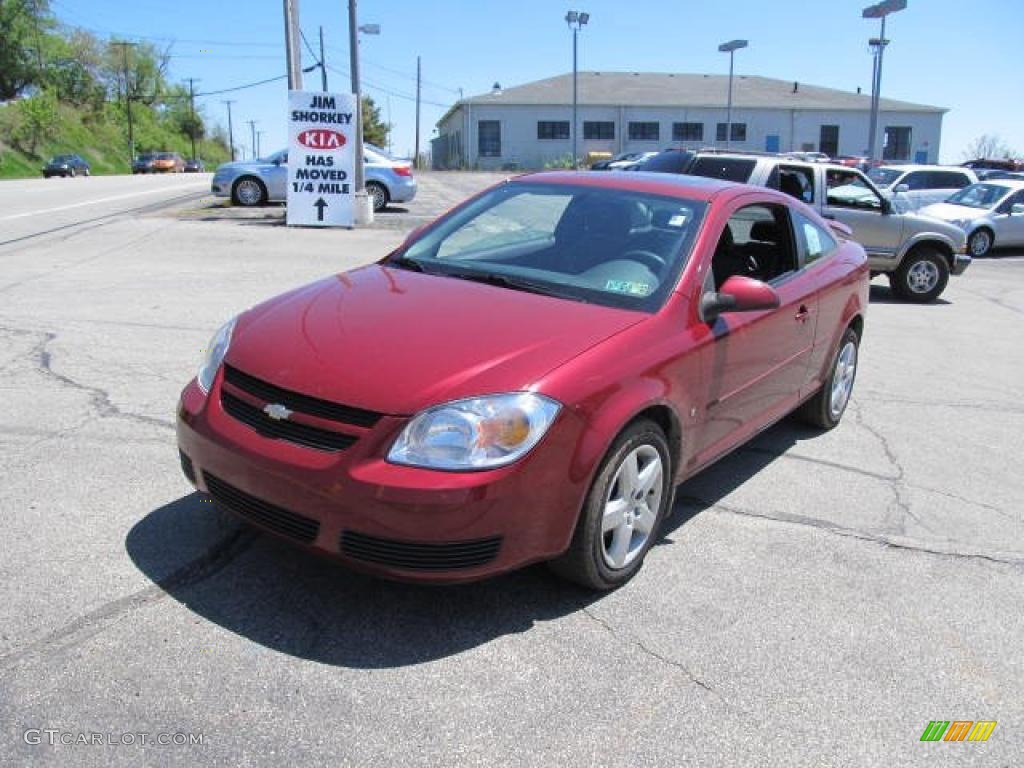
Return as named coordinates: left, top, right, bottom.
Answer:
left=686, top=152, right=970, bottom=302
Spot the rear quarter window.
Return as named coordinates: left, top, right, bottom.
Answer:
left=688, top=157, right=757, bottom=183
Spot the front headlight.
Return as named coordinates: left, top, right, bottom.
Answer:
left=197, top=317, right=237, bottom=394
left=388, top=393, right=561, bottom=470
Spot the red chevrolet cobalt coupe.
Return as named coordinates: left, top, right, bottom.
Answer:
left=177, top=172, right=868, bottom=590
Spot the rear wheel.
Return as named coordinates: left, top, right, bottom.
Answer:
left=798, top=326, right=859, bottom=429
left=549, top=420, right=673, bottom=590
left=967, top=228, right=993, bottom=257
left=890, top=246, right=949, bottom=303
left=366, top=181, right=388, bottom=212
left=232, top=177, right=267, bottom=206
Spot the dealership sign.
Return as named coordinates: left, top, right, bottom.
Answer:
left=287, top=91, right=355, bottom=227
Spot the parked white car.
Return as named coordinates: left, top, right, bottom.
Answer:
left=919, top=180, right=1024, bottom=256
left=867, top=165, right=977, bottom=211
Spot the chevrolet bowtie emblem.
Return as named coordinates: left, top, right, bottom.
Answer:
left=263, top=403, right=293, bottom=421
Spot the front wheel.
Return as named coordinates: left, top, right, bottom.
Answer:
left=549, top=420, right=673, bottom=590
left=967, top=228, right=992, bottom=257
left=798, top=326, right=859, bottom=429
left=232, top=177, right=267, bottom=206
left=890, top=247, right=949, bottom=303
left=68, top=168, right=76, bottom=178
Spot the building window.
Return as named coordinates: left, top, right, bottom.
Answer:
left=478, top=120, right=501, bottom=157
left=672, top=122, right=703, bottom=142
left=583, top=121, right=614, bottom=140
left=883, top=126, right=912, bottom=161
left=819, top=125, right=839, bottom=157
left=628, top=122, right=660, bottom=141
left=716, top=122, right=746, bottom=142
left=537, top=121, right=570, bottom=140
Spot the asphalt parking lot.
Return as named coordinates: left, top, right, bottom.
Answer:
left=0, top=173, right=1022, bottom=767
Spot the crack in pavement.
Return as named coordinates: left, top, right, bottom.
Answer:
left=12, top=326, right=176, bottom=432
left=580, top=606, right=741, bottom=709
left=0, top=526, right=257, bottom=676
left=856, top=390, right=1024, bottom=416
left=674, top=494, right=1024, bottom=568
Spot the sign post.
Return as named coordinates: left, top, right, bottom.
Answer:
left=286, top=90, right=356, bottom=227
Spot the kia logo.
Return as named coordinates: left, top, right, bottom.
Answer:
left=297, top=129, right=347, bottom=150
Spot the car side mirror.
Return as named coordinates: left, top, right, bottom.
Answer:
left=1012, top=203, right=1024, bottom=215
left=701, top=275, right=781, bottom=323
left=894, top=183, right=910, bottom=193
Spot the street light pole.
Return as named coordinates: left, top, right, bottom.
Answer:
left=565, top=11, right=589, bottom=170
left=348, top=0, right=380, bottom=224
left=863, top=0, right=907, bottom=163
left=718, top=39, right=748, bottom=149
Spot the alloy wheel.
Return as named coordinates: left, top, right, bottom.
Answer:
left=600, top=445, right=663, bottom=570
left=829, top=341, right=857, bottom=419
left=906, top=259, right=939, bottom=294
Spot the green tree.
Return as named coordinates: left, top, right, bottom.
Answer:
left=0, top=0, right=51, bottom=99
left=43, top=28, right=106, bottom=109
left=361, top=95, right=389, bottom=148
left=11, top=88, right=58, bottom=153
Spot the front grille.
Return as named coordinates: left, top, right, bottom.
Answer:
left=223, top=365, right=383, bottom=428
left=179, top=451, right=196, bottom=484
left=221, top=391, right=357, bottom=452
left=340, top=531, right=503, bottom=571
left=204, top=472, right=320, bottom=543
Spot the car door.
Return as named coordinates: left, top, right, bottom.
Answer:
left=822, top=169, right=901, bottom=265
left=691, top=197, right=819, bottom=466
left=995, top=190, right=1024, bottom=245
left=266, top=151, right=289, bottom=200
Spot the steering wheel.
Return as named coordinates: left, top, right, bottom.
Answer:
left=621, top=249, right=667, bottom=273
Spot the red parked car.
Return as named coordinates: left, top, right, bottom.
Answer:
left=177, top=172, right=868, bottom=590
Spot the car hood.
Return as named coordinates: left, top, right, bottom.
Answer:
left=225, top=265, right=645, bottom=415
left=918, top=202, right=989, bottom=223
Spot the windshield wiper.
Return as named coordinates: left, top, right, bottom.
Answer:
left=441, top=269, right=588, bottom=302
left=386, top=255, right=426, bottom=272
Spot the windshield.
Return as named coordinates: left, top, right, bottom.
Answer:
left=638, top=151, right=694, bottom=174
left=867, top=168, right=903, bottom=188
left=51, top=155, right=73, bottom=162
left=946, top=183, right=1013, bottom=209
left=395, top=182, right=706, bottom=311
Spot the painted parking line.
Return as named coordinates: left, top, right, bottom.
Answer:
left=0, top=183, right=208, bottom=222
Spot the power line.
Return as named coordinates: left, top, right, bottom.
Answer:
left=325, top=65, right=451, bottom=109
left=194, top=74, right=288, bottom=97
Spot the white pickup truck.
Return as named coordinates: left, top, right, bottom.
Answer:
left=686, top=152, right=970, bottom=302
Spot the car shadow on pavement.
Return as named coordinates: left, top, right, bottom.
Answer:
left=868, top=283, right=951, bottom=305
left=126, top=418, right=813, bottom=669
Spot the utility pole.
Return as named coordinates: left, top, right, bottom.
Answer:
left=349, top=0, right=367, bottom=221
left=283, top=0, right=303, bottom=89
left=186, top=77, right=200, bottom=161
left=256, top=130, right=265, bottom=159
left=248, top=120, right=258, bottom=159
left=111, top=41, right=138, bottom=164
left=319, top=26, right=328, bottom=91
left=414, top=56, right=421, bottom=168
left=222, top=100, right=236, bottom=161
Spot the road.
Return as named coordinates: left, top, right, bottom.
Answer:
left=0, top=174, right=1021, bottom=767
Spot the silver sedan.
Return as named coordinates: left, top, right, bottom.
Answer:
left=919, top=180, right=1024, bottom=256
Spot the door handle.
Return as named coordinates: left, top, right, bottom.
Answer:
left=795, top=305, right=811, bottom=322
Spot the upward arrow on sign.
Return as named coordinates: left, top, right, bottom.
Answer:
left=314, top=197, right=328, bottom=222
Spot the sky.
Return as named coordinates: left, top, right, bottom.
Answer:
left=49, top=0, right=1024, bottom=164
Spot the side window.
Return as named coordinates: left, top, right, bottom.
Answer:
left=825, top=170, right=883, bottom=211
left=793, top=211, right=838, bottom=267
left=930, top=171, right=970, bottom=189
left=902, top=172, right=928, bottom=190
left=777, top=165, right=815, bottom=204
left=710, top=204, right=798, bottom=290
left=997, top=190, right=1024, bottom=214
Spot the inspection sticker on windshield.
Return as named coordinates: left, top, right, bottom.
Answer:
left=667, top=212, right=690, bottom=227
left=605, top=280, right=651, bottom=296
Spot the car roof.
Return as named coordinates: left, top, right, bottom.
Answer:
left=875, top=164, right=970, bottom=173
left=513, top=170, right=750, bottom=202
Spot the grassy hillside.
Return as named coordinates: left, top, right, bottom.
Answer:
left=0, top=100, right=230, bottom=178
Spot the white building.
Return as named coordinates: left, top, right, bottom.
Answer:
left=433, top=71, right=945, bottom=170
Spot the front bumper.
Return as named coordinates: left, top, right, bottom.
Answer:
left=952, top=252, right=971, bottom=276
left=175, top=374, right=586, bottom=583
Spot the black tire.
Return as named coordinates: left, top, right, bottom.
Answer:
left=366, top=181, right=388, bottom=212
left=549, top=419, right=674, bottom=590
left=231, top=176, right=267, bottom=206
left=967, top=228, right=993, bottom=257
left=890, top=246, right=949, bottom=303
left=797, top=326, right=860, bottom=430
